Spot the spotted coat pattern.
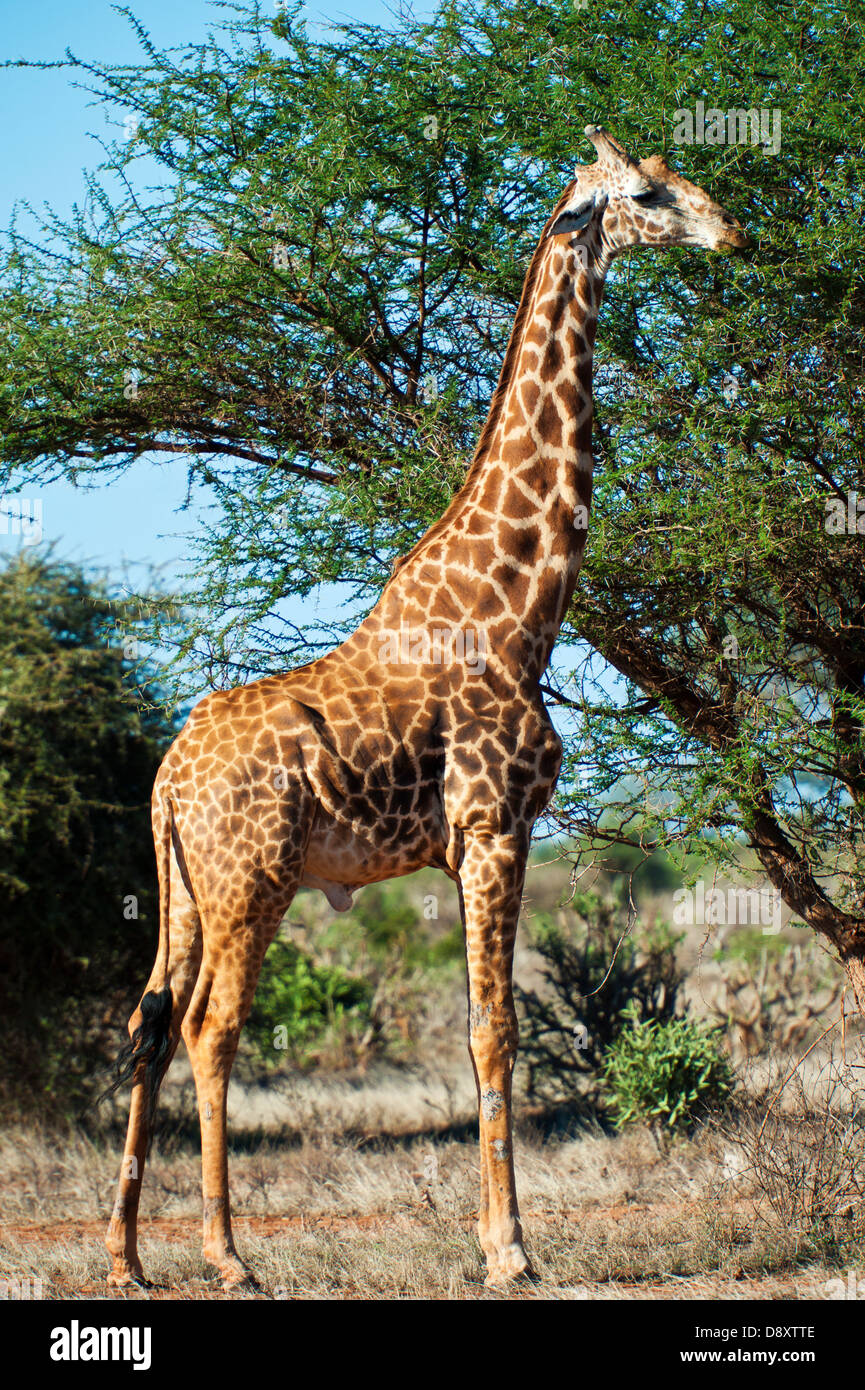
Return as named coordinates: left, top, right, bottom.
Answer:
left=105, top=126, right=748, bottom=1290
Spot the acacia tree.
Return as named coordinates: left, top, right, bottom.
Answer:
left=2, top=1, right=864, bottom=1003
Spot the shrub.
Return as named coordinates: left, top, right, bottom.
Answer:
left=243, top=880, right=464, bottom=1072
left=716, top=1057, right=865, bottom=1259
left=705, top=930, right=845, bottom=1057
left=308, top=881, right=464, bottom=1054
left=602, top=1003, right=734, bottom=1133
left=318, top=881, right=464, bottom=973
left=515, top=885, right=684, bottom=1105
left=245, top=937, right=372, bottom=1069
left=0, top=554, right=178, bottom=1120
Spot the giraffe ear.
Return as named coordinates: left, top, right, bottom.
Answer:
left=547, top=195, right=601, bottom=239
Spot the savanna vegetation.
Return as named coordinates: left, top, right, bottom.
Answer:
left=0, top=0, right=863, bottom=1300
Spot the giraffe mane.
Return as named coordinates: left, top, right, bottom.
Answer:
left=383, top=181, right=578, bottom=590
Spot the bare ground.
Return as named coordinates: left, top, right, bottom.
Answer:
left=3, top=870, right=861, bottom=1301
left=0, top=1076, right=858, bottom=1301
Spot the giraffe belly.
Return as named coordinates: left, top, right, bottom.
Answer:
left=301, top=800, right=448, bottom=896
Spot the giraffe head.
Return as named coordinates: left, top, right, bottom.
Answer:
left=549, top=125, right=749, bottom=256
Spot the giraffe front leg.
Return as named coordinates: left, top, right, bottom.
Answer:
left=459, top=831, right=534, bottom=1287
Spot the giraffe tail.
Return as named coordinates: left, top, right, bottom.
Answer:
left=96, top=793, right=176, bottom=1126
left=100, top=990, right=174, bottom=1119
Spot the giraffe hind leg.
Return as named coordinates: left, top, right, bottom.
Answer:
left=181, top=886, right=297, bottom=1290
left=105, top=863, right=202, bottom=1288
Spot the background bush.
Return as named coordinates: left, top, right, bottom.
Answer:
left=241, top=880, right=465, bottom=1073
left=602, top=1004, right=734, bottom=1134
left=516, top=884, right=684, bottom=1107
left=245, top=938, right=373, bottom=1069
left=0, top=552, right=178, bottom=1120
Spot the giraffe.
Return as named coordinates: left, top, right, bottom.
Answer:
left=105, top=125, right=748, bottom=1291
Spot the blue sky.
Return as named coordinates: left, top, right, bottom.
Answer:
left=0, top=0, right=593, bottom=728
left=0, top=0, right=436, bottom=596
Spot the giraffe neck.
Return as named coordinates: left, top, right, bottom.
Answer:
left=365, top=230, right=610, bottom=685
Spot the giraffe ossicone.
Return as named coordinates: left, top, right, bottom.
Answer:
left=104, top=125, right=748, bottom=1292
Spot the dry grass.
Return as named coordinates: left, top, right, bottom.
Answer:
left=3, top=865, right=863, bottom=1301
left=0, top=1098, right=860, bottom=1300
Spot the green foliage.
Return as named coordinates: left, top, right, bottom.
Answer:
left=578, top=840, right=683, bottom=896
left=245, top=880, right=463, bottom=1071
left=245, top=937, right=372, bottom=1068
left=1, top=0, right=863, bottom=956
left=313, top=881, right=464, bottom=1060
left=0, top=552, right=179, bottom=1119
left=516, top=886, right=684, bottom=1105
left=602, top=1004, right=734, bottom=1133
left=321, top=881, right=464, bottom=974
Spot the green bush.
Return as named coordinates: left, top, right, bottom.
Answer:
left=0, top=553, right=178, bottom=1120
left=319, top=881, right=464, bottom=973
left=601, top=1003, right=734, bottom=1133
left=516, top=885, right=684, bottom=1105
left=243, top=879, right=464, bottom=1073
left=245, top=937, right=372, bottom=1068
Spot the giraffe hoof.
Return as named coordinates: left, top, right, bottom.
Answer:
left=215, top=1259, right=260, bottom=1293
left=221, top=1271, right=260, bottom=1293
left=107, top=1268, right=152, bottom=1291
left=483, top=1244, right=536, bottom=1288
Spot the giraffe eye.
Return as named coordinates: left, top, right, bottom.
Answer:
left=631, top=189, right=655, bottom=203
